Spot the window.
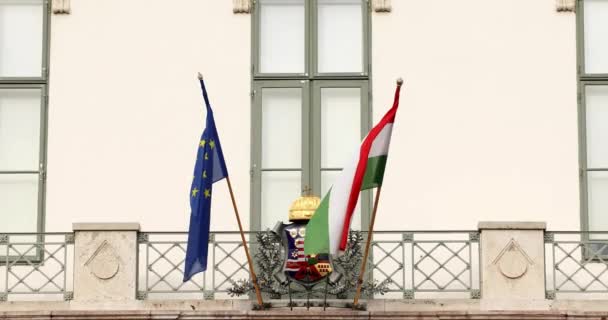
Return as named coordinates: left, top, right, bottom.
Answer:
left=251, top=0, right=370, bottom=230
left=579, top=0, right=608, bottom=239
left=0, top=0, right=49, bottom=234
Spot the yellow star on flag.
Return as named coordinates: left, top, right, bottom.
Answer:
left=209, top=139, right=215, bottom=149
left=204, top=189, right=211, bottom=198
left=191, top=187, right=199, bottom=197
left=204, top=152, right=209, bottom=160
left=202, top=170, right=207, bottom=179
left=199, top=139, right=206, bottom=147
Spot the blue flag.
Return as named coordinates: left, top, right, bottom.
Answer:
left=183, top=78, right=228, bottom=282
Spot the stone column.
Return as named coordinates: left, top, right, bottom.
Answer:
left=73, top=223, right=140, bottom=301
left=479, top=222, right=546, bottom=301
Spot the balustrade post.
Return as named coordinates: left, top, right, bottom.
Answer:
left=478, top=221, right=547, bottom=302
left=72, top=223, right=140, bottom=301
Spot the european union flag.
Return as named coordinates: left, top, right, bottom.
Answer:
left=184, top=77, right=228, bottom=282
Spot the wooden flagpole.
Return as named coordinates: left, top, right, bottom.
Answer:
left=352, top=185, right=382, bottom=307
left=226, top=176, right=265, bottom=308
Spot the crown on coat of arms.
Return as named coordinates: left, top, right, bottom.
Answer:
left=288, top=186, right=321, bottom=222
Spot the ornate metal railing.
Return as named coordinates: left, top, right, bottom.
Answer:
left=371, top=231, right=480, bottom=299
left=4, top=230, right=608, bottom=301
left=545, top=231, right=608, bottom=299
left=137, top=231, right=254, bottom=300
left=137, top=230, right=481, bottom=300
left=0, top=233, right=74, bottom=301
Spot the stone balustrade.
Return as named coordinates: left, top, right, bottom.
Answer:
left=1, top=221, right=608, bottom=318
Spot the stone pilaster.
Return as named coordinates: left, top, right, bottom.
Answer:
left=72, top=223, right=140, bottom=302
left=479, top=222, right=546, bottom=302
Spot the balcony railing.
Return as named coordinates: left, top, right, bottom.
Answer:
left=0, top=229, right=607, bottom=301
left=544, top=231, right=608, bottom=299
left=0, top=233, right=74, bottom=301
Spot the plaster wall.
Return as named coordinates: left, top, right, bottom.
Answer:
left=45, top=0, right=578, bottom=232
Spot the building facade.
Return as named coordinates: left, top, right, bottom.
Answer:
left=1, top=0, right=608, bottom=318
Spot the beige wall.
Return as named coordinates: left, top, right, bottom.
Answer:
left=46, top=0, right=251, bottom=231
left=45, top=0, right=579, bottom=232
left=372, top=0, right=578, bottom=230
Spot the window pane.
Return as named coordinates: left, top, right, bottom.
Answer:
left=259, top=0, right=305, bottom=74
left=0, top=0, right=44, bottom=78
left=588, top=172, right=608, bottom=235
left=262, top=171, right=301, bottom=229
left=0, top=88, right=41, bottom=171
left=262, top=88, right=302, bottom=168
left=321, top=87, right=361, bottom=168
left=584, top=0, right=608, bottom=74
left=0, top=174, right=38, bottom=232
left=585, top=85, right=608, bottom=168
left=317, top=0, right=363, bottom=73
left=321, top=170, right=361, bottom=230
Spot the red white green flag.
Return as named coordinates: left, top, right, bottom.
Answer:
left=305, top=82, right=403, bottom=255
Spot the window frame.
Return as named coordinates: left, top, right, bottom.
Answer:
left=250, top=80, right=311, bottom=230
left=250, top=80, right=371, bottom=231
left=310, top=0, right=370, bottom=78
left=0, top=0, right=50, bottom=236
left=576, top=0, right=608, bottom=80
left=578, top=0, right=608, bottom=257
left=578, top=81, right=608, bottom=234
left=311, top=80, right=372, bottom=231
left=250, top=0, right=372, bottom=232
left=0, top=0, right=50, bottom=83
left=252, top=0, right=370, bottom=80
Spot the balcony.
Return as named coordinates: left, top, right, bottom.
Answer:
left=1, top=222, right=608, bottom=319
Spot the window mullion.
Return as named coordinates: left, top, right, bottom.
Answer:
left=310, top=81, right=322, bottom=196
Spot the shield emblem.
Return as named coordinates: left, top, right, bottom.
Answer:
left=282, top=222, right=332, bottom=284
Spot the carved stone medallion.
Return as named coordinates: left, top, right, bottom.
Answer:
left=492, top=239, right=533, bottom=279
left=84, top=240, right=120, bottom=280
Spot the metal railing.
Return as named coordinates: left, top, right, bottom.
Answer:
left=371, top=231, right=480, bottom=299
left=545, top=231, right=608, bottom=299
left=0, top=233, right=74, bottom=301
left=4, top=230, right=608, bottom=301
left=137, top=231, right=253, bottom=300
left=136, top=230, right=481, bottom=300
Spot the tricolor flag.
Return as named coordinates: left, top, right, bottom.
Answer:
left=304, top=82, right=402, bottom=255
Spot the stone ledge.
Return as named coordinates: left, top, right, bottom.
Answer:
left=478, top=221, right=546, bottom=230
left=2, top=310, right=608, bottom=320
left=3, top=299, right=608, bottom=313
left=72, top=222, right=141, bottom=231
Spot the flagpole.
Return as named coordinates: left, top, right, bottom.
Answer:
left=225, top=176, right=265, bottom=308
left=352, top=78, right=403, bottom=308
left=352, top=185, right=382, bottom=307
left=200, top=71, right=264, bottom=308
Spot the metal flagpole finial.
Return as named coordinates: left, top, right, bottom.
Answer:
left=396, top=78, right=404, bottom=86
left=197, top=72, right=203, bottom=80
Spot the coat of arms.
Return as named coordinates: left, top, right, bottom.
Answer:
left=275, top=222, right=332, bottom=284
left=272, top=192, right=336, bottom=287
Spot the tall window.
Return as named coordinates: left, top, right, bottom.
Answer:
left=578, top=0, right=608, bottom=235
left=251, top=0, right=371, bottom=230
left=0, top=0, right=49, bottom=233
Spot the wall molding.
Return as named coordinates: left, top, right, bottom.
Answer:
left=556, top=0, right=575, bottom=12
left=233, top=0, right=252, bottom=14
left=373, top=0, right=391, bottom=13
left=52, top=0, right=70, bottom=14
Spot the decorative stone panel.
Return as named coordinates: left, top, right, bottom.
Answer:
left=72, top=223, right=140, bottom=301
left=478, top=222, right=546, bottom=301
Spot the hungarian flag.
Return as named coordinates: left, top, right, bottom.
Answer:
left=304, top=81, right=402, bottom=255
